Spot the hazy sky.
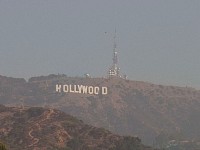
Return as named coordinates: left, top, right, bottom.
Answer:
left=0, top=0, right=199, bottom=89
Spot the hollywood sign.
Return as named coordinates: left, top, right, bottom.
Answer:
left=56, top=84, right=108, bottom=95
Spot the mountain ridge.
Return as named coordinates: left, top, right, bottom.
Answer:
left=0, top=104, right=154, bottom=150
left=0, top=74, right=200, bottom=145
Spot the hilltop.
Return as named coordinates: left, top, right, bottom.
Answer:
left=0, top=74, right=200, bottom=146
left=0, top=105, right=154, bottom=150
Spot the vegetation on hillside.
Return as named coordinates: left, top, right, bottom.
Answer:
left=0, top=142, right=7, bottom=150
left=0, top=105, right=155, bottom=150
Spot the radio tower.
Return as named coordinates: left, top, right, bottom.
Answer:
left=108, top=29, right=120, bottom=78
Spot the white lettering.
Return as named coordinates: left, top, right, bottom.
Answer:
left=94, top=87, right=99, bottom=95
left=82, top=86, right=88, bottom=94
left=88, top=86, right=94, bottom=94
left=56, top=84, right=108, bottom=95
left=102, top=87, right=108, bottom=95
left=74, top=85, right=79, bottom=93
left=69, top=84, right=74, bottom=93
left=56, top=84, right=62, bottom=92
left=63, top=85, right=68, bottom=92
left=78, top=85, right=83, bottom=93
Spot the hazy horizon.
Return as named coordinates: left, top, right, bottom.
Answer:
left=0, top=0, right=199, bottom=89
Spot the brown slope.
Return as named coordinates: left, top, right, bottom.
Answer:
left=0, top=105, right=154, bottom=150
left=0, top=74, right=200, bottom=145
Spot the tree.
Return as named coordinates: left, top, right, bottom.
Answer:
left=67, top=138, right=81, bottom=150
left=154, top=131, right=169, bottom=149
left=113, top=137, right=142, bottom=150
left=0, top=142, right=7, bottom=150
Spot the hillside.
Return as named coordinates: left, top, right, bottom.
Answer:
left=0, top=74, right=200, bottom=146
left=0, top=104, right=154, bottom=150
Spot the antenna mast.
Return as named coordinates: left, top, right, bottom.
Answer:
left=108, top=29, right=120, bottom=77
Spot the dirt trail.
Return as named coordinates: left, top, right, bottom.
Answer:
left=56, top=123, right=72, bottom=146
left=28, top=108, right=55, bottom=147
left=28, top=129, right=39, bottom=147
